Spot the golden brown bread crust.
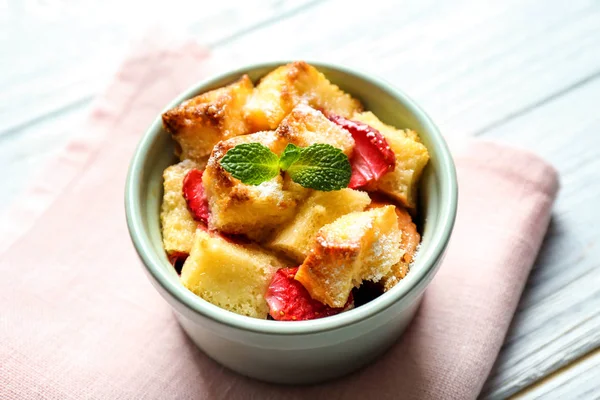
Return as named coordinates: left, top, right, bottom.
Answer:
left=266, top=188, right=371, bottom=263
left=205, top=131, right=287, bottom=196
left=202, top=131, right=309, bottom=239
left=295, top=237, right=360, bottom=307
left=368, top=201, right=421, bottom=290
left=162, top=75, right=254, bottom=167
left=395, top=206, right=420, bottom=264
left=180, top=228, right=291, bottom=319
left=275, top=104, right=355, bottom=156
left=295, top=206, right=402, bottom=307
left=202, top=104, right=357, bottom=240
left=160, top=160, right=199, bottom=257
left=244, top=62, right=363, bottom=131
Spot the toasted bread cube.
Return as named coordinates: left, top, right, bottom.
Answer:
left=353, top=112, right=430, bottom=209
left=295, top=206, right=402, bottom=308
left=160, top=160, right=199, bottom=258
left=276, top=104, right=355, bottom=156
left=353, top=111, right=421, bottom=142
left=368, top=202, right=420, bottom=290
left=162, top=75, right=254, bottom=167
left=203, top=131, right=309, bottom=238
left=267, top=189, right=371, bottom=263
left=181, top=229, right=290, bottom=318
left=245, top=62, right=362, bottom=131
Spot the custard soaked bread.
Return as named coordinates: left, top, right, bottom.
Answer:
left=160, top=160, right=199, bottom=259
left=202, top=130, right=308, bottom=239
left=276, top=104, right=355, bottom=157
left=203, top=105, right=357, bottom=239
left=163, top=75, right=254, bottom=168
left=295, top=206, right=403, bottom=308
left=181, top=229, right=291, bottom=319
left=368, top=201, right=421, bottom=290
left=160, top=62, right=428, bottom=320
left=244, top=62, right=362, bottom=131
left=267, top=188, right=371, bottom=263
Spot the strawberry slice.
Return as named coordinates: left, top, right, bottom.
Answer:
left=327, top=114, right=395, bottom=188
left=167, top=251, right=188, bottom=275
left=266, top=267, right=353, bottom=321
left=182, top=169, right=210, bottom=225
left=167, top=251, right=188, bottom=266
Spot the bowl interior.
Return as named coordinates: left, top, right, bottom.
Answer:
left=126, top=62, right=457, bottom=334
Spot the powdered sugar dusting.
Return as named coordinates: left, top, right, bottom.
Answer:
left=409, top=243, right=422, bottom=270
left=255, top=179, right=283, bottom=200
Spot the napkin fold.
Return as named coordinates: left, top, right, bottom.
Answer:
left=0, top=34, right=559, bottom=400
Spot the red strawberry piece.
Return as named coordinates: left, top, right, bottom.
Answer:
left=182, top=169, right=210, bottom=225
left=327, top=114, right=395, bottom=189
left=266, top=267, right=353, bottom=321
left=167, top=251, right=188, bottom=266
left=167, top=251, right=188, bottom=275
left=197, top=223, right=209, bottom=232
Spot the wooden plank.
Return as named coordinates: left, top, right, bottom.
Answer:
left=0, top=0, right=320, bottom=134
left=0, top=0, right=321, bottom=135
left=513, top=349, right=600, bottom=399
left=0, top=0, right=320, bottom=209
left=210, top=0, right=600, bottom=138
left=478, top=74, right=600, bottom=399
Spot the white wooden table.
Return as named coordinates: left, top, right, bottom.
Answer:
left=2, top=1, right=599, bottom=398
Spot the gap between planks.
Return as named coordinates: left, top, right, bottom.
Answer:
left=511, top=347, right=600, bottom=399
left=208, top=0, right=327, bottom=48
left=0, top=0, right=326, bottom=140
left=478, top=71, right=600, bottom=398
left=472, top=69, right=600, bottom=137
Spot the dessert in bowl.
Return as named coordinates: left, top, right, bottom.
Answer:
left=125, top=61, right=457, bottom=384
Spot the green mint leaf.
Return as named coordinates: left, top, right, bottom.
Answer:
left=279, top=143, right=302, bottom=171
left=286, top=144, right=351, bottom=191
left=220, top=143, right=280, bottom=185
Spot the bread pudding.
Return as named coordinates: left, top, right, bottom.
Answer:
left=160, top=62, right=429, bottom=320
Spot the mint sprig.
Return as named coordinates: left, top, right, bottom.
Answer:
left=219, top=143, right=280, bottom=185
left=285, top=144, right=351, bottom=191
left=219, top=142, right=351, bottom=191
left=279, top=143, right=302, bottom=171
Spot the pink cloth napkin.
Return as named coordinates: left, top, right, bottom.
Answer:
left=0, top=35, right=559, bottom=400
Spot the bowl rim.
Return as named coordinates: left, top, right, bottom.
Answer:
left=125, top=61, right=458, bottom=335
